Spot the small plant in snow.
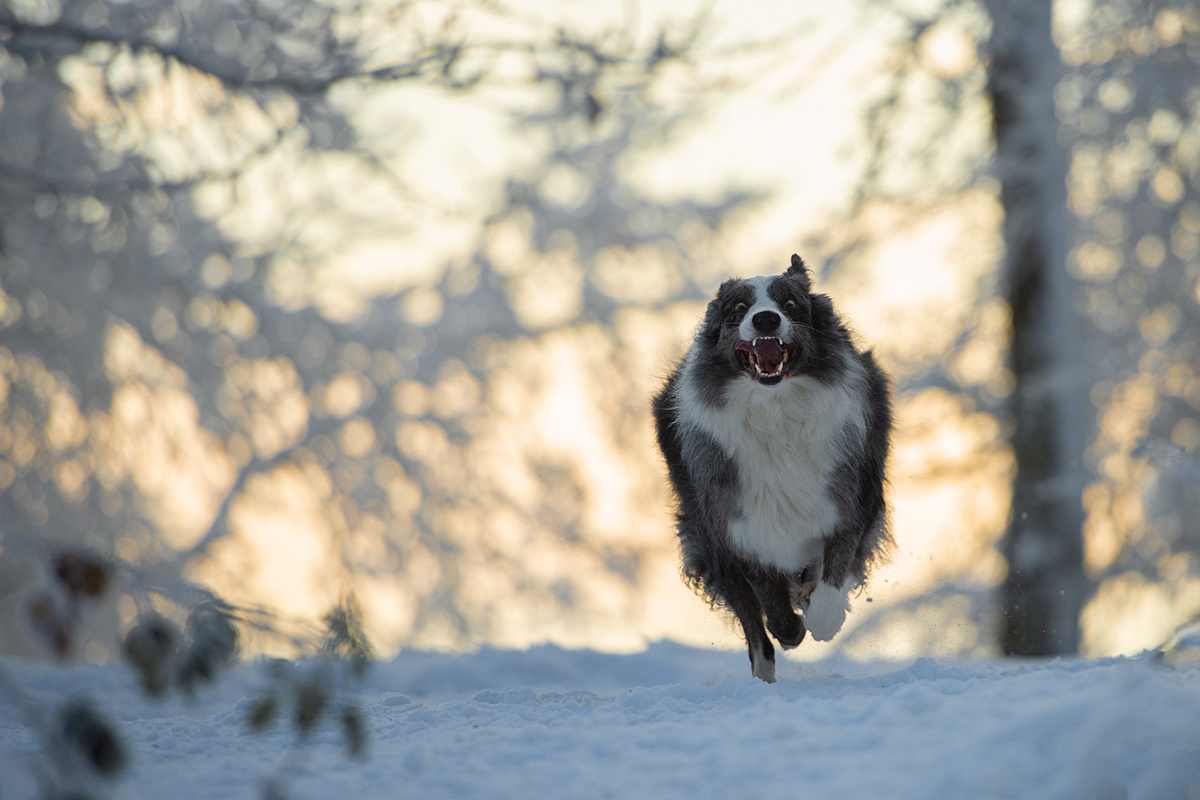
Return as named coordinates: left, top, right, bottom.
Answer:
left=245, top=595, right=374, bottom=800
left=0, top=549, right=129, bottom=799
left=1, top=547, right=244, bottom=799
left=122, top=603, right=239, bottom=699
left=24, top=550, right=111, bottom=660
left=1, top=550, right=376, bottom=800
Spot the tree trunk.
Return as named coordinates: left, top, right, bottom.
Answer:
left=986, top=0, right=1088, bottom=655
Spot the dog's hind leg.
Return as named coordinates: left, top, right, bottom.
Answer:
left=755, top=573, right=806, bottom=649
left=722, top=570, right=776, bottom=683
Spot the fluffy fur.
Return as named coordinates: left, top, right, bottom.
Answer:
left=653, top=255, right=892, bottom=682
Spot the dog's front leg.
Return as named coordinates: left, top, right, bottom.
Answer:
left=803, top=541, right=854, bottom=642
left=719, top=566, right=776, bottom=683
left=754, top=573, right=806, bottom=650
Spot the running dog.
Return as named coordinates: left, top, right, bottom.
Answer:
left=653, top=255, right=892, bottom=682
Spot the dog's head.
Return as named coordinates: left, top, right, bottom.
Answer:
left=698, top=254, right=839, bottom=387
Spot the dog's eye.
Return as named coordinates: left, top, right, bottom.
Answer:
left=784, top=299, right=798, bottom=310
left=734, top=302, right=747, bottom=313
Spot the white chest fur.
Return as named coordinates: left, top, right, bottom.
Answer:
left=676, top=354, right=867, bottom=572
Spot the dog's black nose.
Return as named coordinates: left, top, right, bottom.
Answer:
left=752, top=310, right=780, bottom=334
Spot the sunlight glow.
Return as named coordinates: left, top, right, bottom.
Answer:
left=10, top=0, right=1198, bottom=666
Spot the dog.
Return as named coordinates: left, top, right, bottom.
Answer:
left=653, top=255, right=892, bottom=682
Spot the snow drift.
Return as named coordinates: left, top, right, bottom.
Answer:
left=2, top=642, right=1199, bottom=799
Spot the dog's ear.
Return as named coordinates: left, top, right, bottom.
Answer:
left=787, top=254, right=812, bottom=292
left=700, top=293, right=725, bottom=345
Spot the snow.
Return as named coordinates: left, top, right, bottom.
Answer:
left=3, top=642, right=1200, bottom=799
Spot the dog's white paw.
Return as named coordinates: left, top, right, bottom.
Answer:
left=750, top=640, right=776, bottom=683
left=805, top=582, right=851, bottom=642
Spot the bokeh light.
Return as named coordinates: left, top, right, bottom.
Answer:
left=2, top=0, right=1199, bottom=663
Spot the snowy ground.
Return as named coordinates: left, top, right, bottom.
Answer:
left=2, top=641, right=1200, bottom=800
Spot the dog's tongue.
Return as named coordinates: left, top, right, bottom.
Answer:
left=738, top=338, right=787, bottom=373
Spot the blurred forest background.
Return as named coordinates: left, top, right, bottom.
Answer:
left=1, top=0, right=1199, bottom=663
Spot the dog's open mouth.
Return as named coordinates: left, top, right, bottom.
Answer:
left=735, top=337, right=794, bottom=385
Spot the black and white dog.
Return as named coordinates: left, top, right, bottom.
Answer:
left=653, top=255, right=892, bottom=682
